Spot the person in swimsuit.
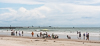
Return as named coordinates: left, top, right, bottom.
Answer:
left=31, top=32, right=34, bottom=37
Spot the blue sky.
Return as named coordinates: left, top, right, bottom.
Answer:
left=0, top=0, right=100, bottom=27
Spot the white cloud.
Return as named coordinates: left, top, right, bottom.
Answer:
left=39, top=3, right=100, bottom=26
left=18, top=7, right=27, bottom=13
left=0, top=7, right=48, bottom=22
left=1, top=0, right=100, bottom=26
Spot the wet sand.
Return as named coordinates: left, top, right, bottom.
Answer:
left=0, top=31, right=100, bottom=41
left=0, top=35, right=100, bottom=46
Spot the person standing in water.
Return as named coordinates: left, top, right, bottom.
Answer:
left=16, top=31, right=17, bottom=36
left=87, top=33, right=89, bottom=40
left=31, top=31, right=34, bottom=37
left=52, top=33, right=54, bottom=39
left=19, top=31, right=21, bottom=36
left=40, top=32, right=42, bottom=37
left=83, top=33, right=85, bottom=40
left=46, top=32, right=48, bottom=37
left=86, top=32, right=88, bottom=40
left=79, top=32, right=81, bottom=39
left=77, top=31, right=79, bottom=34
left=22, top=31, right=23, bottom=36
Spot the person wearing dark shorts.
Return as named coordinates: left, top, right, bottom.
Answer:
left=79, top=32, right=81, bottom=39
left=16, top=31, right=17, bottom=36
left=22, top=31, right=23, bottom=36
left=87, top=33, right=89, bottom=40
left=83, top=33, right=85, bottom=40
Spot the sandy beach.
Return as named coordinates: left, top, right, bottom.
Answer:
left=0, top=35, right=100, bottom=46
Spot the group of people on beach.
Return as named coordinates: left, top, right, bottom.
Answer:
left=15, top=31, right=24, bottom=36
left=11, top=29, right=35, bottom=37
left=40, top=32, right=59, bottom=39
left=10, top=29, right=24, bottom=36
left=52, top=33, right=59, bottom=39
left=77, top=31, right=89, bottom=40
left=10, top=29, right=90, bottom=40
left=66, top=31, right=89, bottom=40
left=10, top=29, right=59, bottom=39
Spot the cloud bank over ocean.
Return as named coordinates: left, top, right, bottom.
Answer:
left=0, top=0, right=100, bottom=27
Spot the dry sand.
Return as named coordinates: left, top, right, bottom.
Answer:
left=0, top=35, right=100, bottom=46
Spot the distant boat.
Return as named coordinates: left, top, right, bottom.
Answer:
left=40, top=29, right=49, bottom=31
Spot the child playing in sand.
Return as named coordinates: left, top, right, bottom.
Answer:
left=67, top=35, right=71, bottom=39
left=37, top=34, right=39, bottom=37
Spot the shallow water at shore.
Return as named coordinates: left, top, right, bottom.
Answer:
left=0, top=30, right=100, bottom=41
left=0, top=27, right=100, bottom=41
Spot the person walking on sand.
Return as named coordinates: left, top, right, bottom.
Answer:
left=31, top=31, right=34, bottom=37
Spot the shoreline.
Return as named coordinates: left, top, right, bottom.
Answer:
left=0, top=35, right=100, bottom=44
left=0, top=35, right=100, bottom=46
left=0, top=31, right=100, bottom=41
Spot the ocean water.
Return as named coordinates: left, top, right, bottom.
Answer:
left=0, top=27, right=100, bottom=41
